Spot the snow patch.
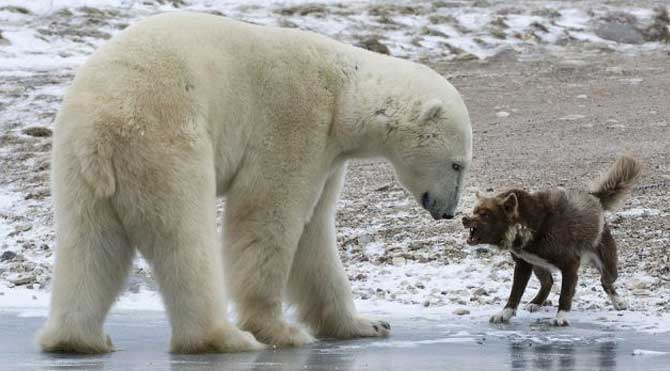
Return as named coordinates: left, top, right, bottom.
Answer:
left=617, top=208, right=661, bottom=218
left=632, top=349, right=670, bottom=356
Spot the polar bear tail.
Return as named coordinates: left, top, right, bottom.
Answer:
left=74, top=134, right=116, bottom=199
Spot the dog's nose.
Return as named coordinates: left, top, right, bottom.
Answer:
left=462, top=216, right=471, bottom=226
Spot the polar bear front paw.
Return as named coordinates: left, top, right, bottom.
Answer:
left=367, top=319, right=392, bottom=337
left=490, top=308, right=515, bottom=324
left=171, top=325, right=266, bottom=353
left=346, top=317, right=391, bottom=338
left=250, top=322, right=315, bottom=348
left=315, top=316, right=390, bottom=339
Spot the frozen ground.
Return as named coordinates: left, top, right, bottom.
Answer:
left=2, top=308, right=670, bottom=371
left=0, top=0, right=669, bottom=350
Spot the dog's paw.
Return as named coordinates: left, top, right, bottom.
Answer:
left=552, top=318, right=570, bottom=327
left=525, top=303, right=542, bottom=313
left=490, top=308, right=515, bottom=324
left=551, top=311, right=570, bottom=327
left=489, top=314, right=508, bottom=324
left=610, top=295, right=628, bottom=311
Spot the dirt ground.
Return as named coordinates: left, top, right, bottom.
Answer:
left=0, top=1, right=668, bottom=314
left=339, top=48, right=670, bottom=294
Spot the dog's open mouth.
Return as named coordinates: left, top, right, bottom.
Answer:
left=467, top=227, right=480, bottom=245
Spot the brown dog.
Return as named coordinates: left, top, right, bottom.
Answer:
left=462, top=156, right=641, bottom=326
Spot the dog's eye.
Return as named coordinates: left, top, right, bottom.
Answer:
left=452, top=163, right=461, bottom=171
left=479, top=212, right=488, bottom=218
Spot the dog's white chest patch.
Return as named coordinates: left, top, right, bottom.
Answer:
left=511, top=250, right=559, bottom=272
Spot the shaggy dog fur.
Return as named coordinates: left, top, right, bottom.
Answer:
left=462, top=156, right=641, bottom=326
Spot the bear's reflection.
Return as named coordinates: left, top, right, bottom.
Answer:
left=169, top=342, right=356, bottom=371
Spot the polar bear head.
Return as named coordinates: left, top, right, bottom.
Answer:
left=373, top=88, right=472, bottom=220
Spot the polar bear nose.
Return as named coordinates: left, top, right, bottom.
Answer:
left=421, top=192, right=434, bottom=210
left=422, top=192, right=457, bottom=220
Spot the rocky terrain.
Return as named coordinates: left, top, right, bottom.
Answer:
left=337, top=50, right=670, bottom=315
left=0, top=0, right=668, bottom=330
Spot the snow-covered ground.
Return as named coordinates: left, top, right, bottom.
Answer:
left=1, top=0, right=669, bottom=338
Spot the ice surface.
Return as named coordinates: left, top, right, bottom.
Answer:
left=0, top=0, right=669, bottom=339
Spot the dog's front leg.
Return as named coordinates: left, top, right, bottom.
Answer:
left=553, top=264, right=579, bottom=326
left=491, top=256, right=532, bottom=324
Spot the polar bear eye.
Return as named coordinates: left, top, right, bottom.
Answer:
left=452, top=163, right=462, bottom=171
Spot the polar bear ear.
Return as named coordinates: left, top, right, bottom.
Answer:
left=419, top=99, right=443, bottom=123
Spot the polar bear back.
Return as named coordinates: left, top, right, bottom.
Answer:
left=58, top=12, right=468, bottom=199
left=69, top=12, right=363, bottom=139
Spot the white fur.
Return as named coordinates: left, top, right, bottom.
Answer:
left=490, top=308, right=515, bottom=324
left=524, top=303, right=542, bottom=313
left=39, top=13, right=471, bottom=353
left=502, top=223, right=558, bottom=272
left=609, top=294, right=628, bottom=311
left=501, top=223, right=534, bottom=250
left=511, top=250, right=560, bottom=273
left=580, top=251, right=604, bottom=271
left=552, top=310, right=570, bottom=326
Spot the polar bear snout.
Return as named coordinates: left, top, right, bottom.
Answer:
left=421, top=192, right=456, bottom=220
left=421, top=192, right=434, bottom=210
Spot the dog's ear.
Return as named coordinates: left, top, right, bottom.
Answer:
left=501, top=193, right=518, bottom=219
left=475, top=191, right=483, bottom=200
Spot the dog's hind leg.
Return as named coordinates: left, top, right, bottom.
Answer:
left=597, top=226, right=627, bottom=310
left=525, top=267, right=553, bottom=312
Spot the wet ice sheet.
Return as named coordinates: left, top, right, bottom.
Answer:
left=1, top=0, right=670, bottom=343
left=1, top=310, right=669, bottom=371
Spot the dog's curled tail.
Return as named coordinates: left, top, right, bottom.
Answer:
left=590, top=155, right=641, bottom=211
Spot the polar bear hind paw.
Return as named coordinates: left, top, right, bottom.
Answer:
left=39, top=330, right=114, bottom=354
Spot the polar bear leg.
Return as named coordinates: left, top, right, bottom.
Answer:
left=286, top=166, right=390, bottom=339
left=223, top=189, right=315, bottom=348
left=39, top=159, right=134, bottom=353
left=123, top=149, right=264, bottom=353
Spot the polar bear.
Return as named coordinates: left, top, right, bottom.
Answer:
left=38, top=12, right=472, bottom=353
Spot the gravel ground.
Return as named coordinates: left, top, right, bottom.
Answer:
left=0, top=0, right=668, bottom=326
left=338, top=48, right=670, bottom=311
